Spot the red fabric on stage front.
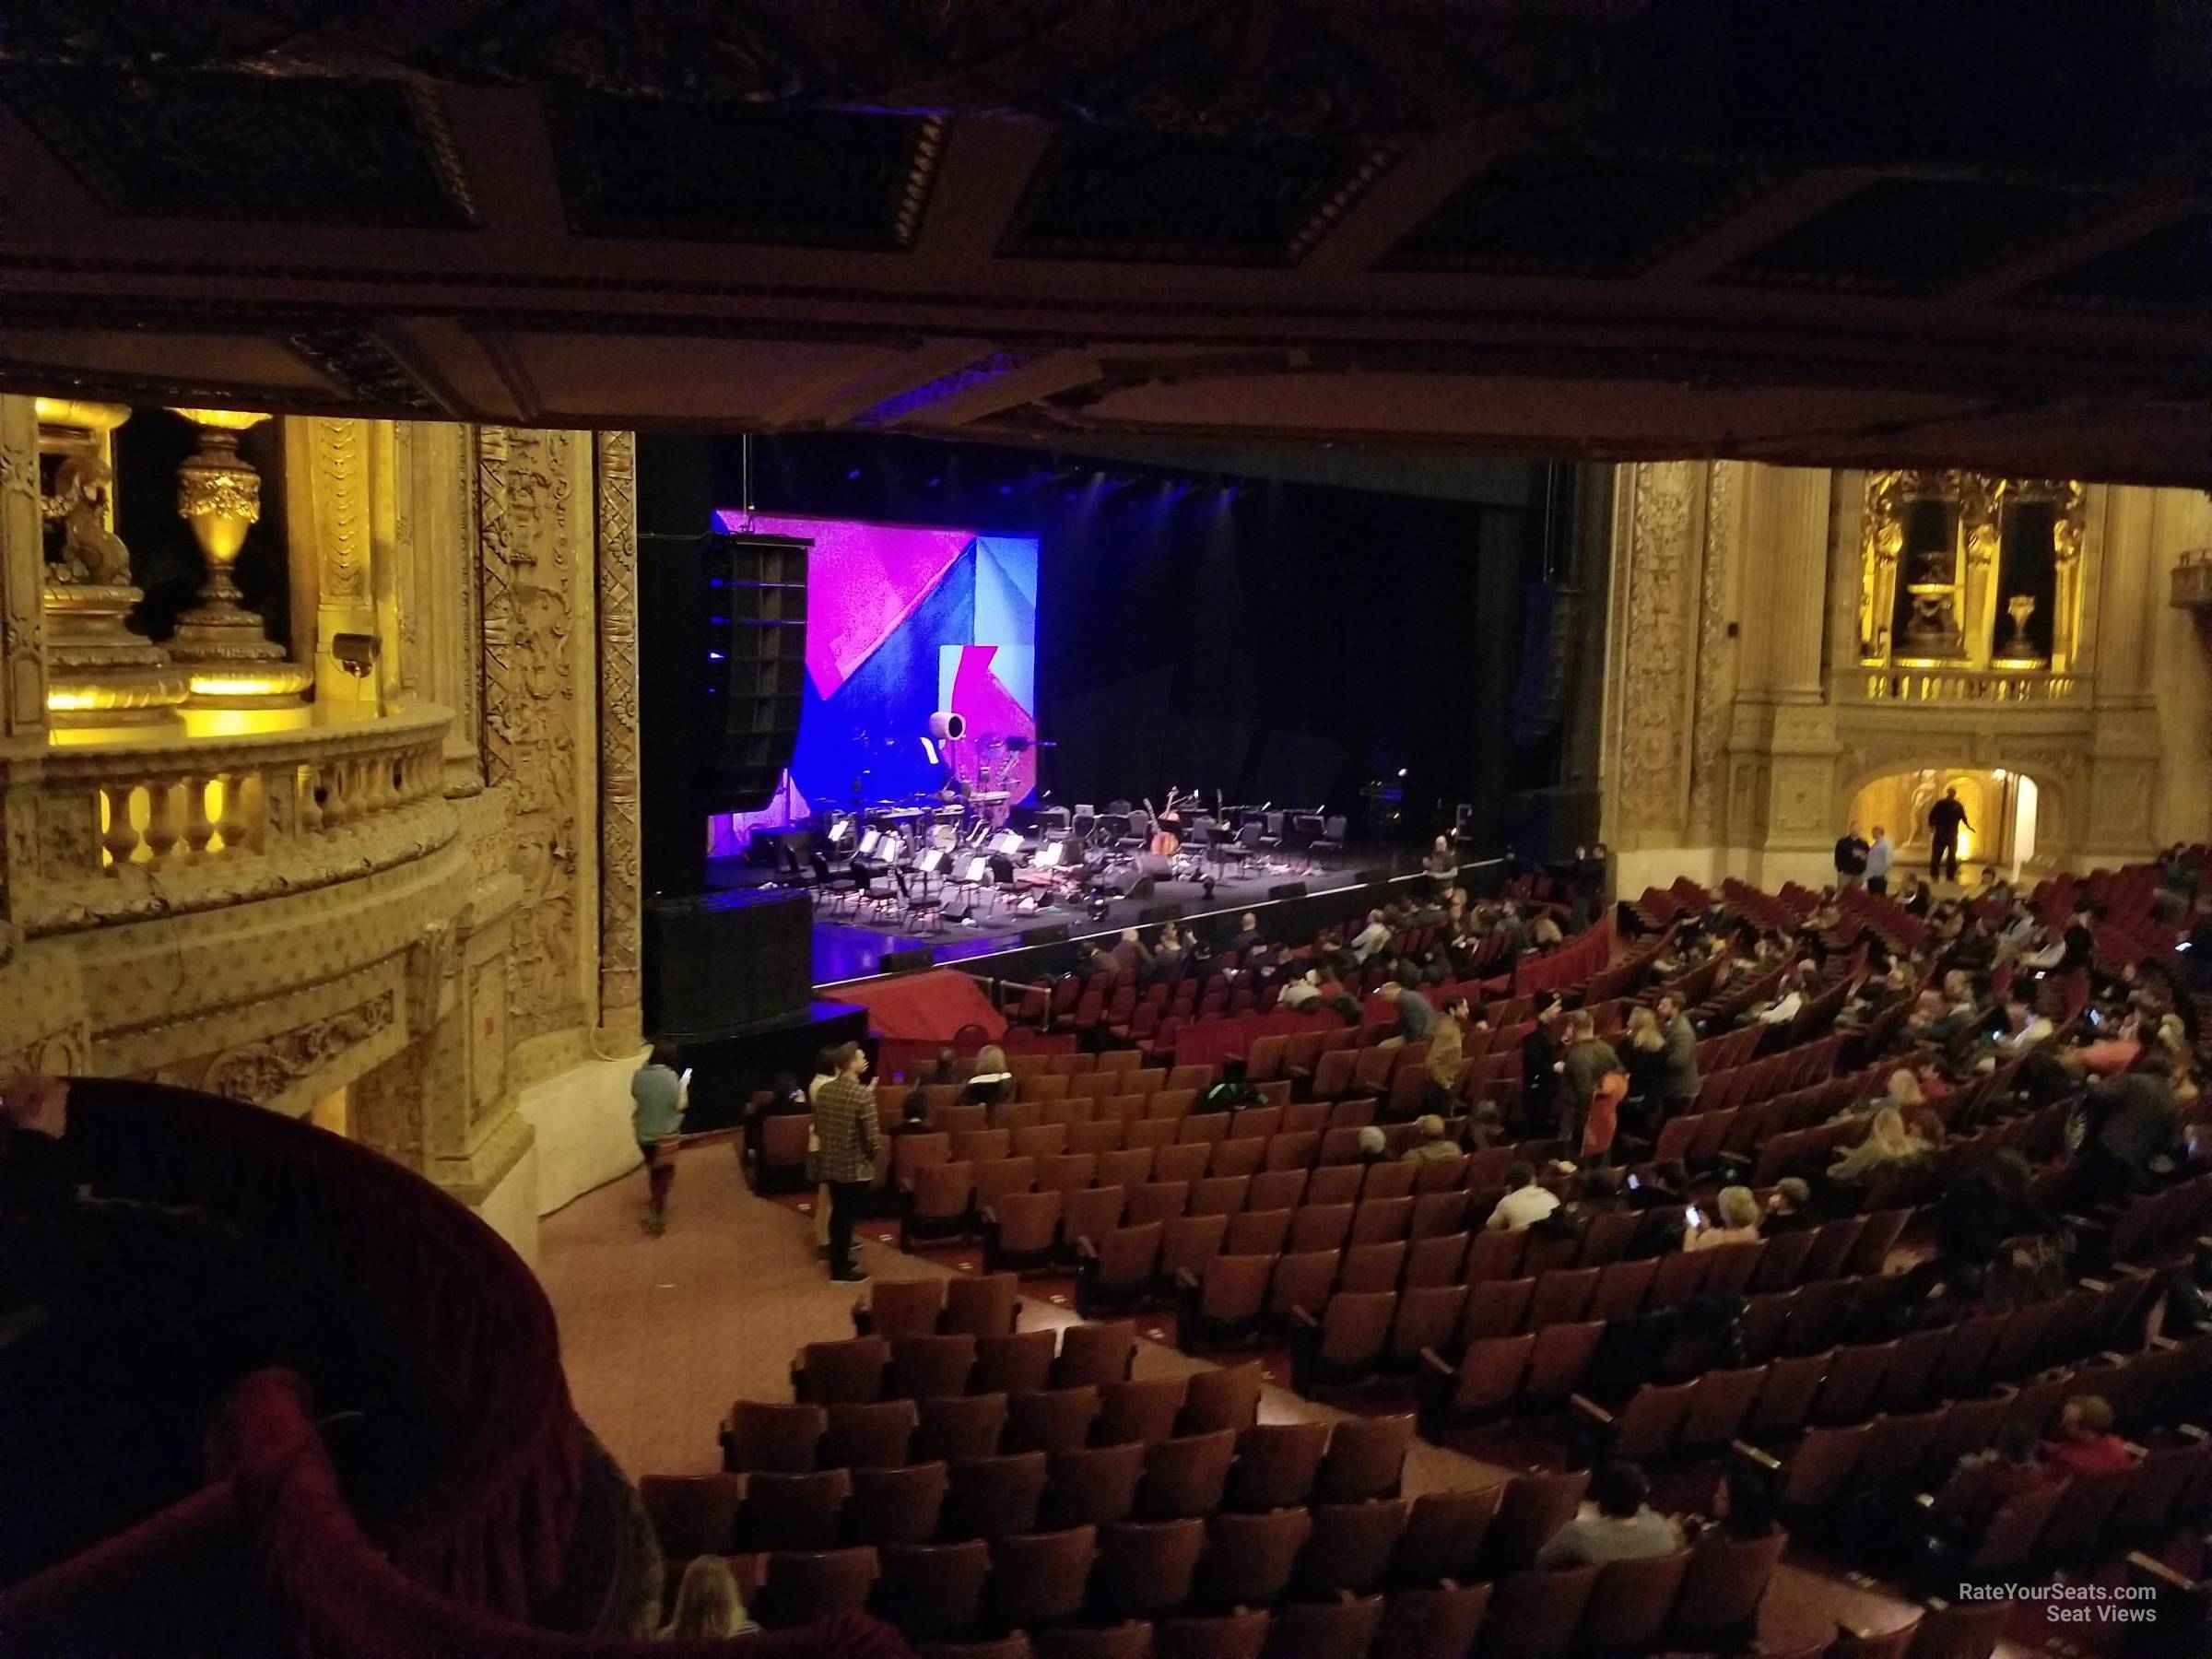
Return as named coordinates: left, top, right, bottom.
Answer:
left=821, top=969, right=1006, bottom=1042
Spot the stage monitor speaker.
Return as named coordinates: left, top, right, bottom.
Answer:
left=1268, top=881, right=1309, bottom=900
left=1112, top=871, right=1157, bottom=900
left=1357, top=867, right=1392, bottom=886
left=643, top=888, right=811, bottom=1041
left=879, top=947, right=932, bottom=975
left=1139, top=902, right=1184, bottom=924
left=1022, top=923, right=1071, bottom=947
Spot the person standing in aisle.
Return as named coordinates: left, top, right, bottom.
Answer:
left=1833, top=823, right=1869, bottom=889
left=1865, top=825, right=1895, bottom=896
left=1927, top=789, right=1971, bottom=883
left=629, top=1042, right=689, bottom=1235
left=812, top=1042, right=883, bottom=1284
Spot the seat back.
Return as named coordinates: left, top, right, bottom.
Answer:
left=942, top=1451, right=1050, bottom=1539
left=1482, top=1565, right=1600, bottom=1659
left=913, top=1392, right=1008, bottom=1463
left=977, top=1335, right=1062, bottom=1406
left=1199, top=1508, right=1314, bottom=1606
left=1299, top=1499, right=1410, bottom=1594
left=818, top=1398, right=920, bottom=1470
left=1393, top=1485, right=1504, bottom=1584
left=989, top=1524, right=1100, bottom=1627
left=1317, top=1414, right=1414, bottom=1503
left=1139, top=1429, right=1238, bottom=1519
left=1577, top=1549, right=1691, bottom=1650
left=1055, top=1320, right=1137, bottom=1387
left=1041, top=1441, right=1147, bottom=1529
left=798, top=1335, right=890, bottom=1405
left=1005, top=1386, right=1100, bottom=1454
left=877, top=1539, right=992, bottom=1641
left=1225, top=1421, right=1329, bottom=1510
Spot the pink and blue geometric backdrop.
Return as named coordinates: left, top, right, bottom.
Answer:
left=707, top=512, right=1040, bottom=853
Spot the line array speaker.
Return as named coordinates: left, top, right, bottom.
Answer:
left=701, top=533, right=811, bottom=814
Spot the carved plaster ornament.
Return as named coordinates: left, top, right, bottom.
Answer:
left=47, top=452, right=132, bottom=586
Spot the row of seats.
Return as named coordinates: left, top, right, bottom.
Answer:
left=901, top=1595, right=2028, bottom=1659
left=1422, top=1268, right=2163, bottom=1430
left=677, top=1514, right=1782, bottom=1658
left=1741, top=1389, right=2212, bottom=1579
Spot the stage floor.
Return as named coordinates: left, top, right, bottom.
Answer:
left=704, top=847, right=1415, bottom=986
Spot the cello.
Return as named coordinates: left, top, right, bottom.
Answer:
left=1145, top=793, right=1182, bottom=855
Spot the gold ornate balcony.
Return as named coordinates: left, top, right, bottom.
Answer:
left=7, top=704, right=454, bottom=939
left=1846, top=666, right=2082, bottom=704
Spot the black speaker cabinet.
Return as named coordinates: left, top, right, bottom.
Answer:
left=1357, top=867, right=1392, bottom=886
left=1022, top=923, right=1071, bottom=946
left=643, top=888, right=812, bottom=1041
left=700, top=533, right=811, bottom=814
left=1139, top=902, right=1184, bottom=924
left=878, top=947, right=933, bottom=975
left=1268, top=881, right=1309, bottom=900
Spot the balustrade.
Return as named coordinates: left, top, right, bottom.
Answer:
left=8, top=705, right=454, bottom=936
left=1848, top=666, right=2081, bottom=704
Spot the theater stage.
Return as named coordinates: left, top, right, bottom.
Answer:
left=707, top=844, right=1469, bottom=988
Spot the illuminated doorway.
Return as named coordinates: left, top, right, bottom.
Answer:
left=1846, top=767, right=2040, bottom=878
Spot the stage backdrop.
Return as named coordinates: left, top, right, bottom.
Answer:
left=708, top=512, right=1039, bottom=853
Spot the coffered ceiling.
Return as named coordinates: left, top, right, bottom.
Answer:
left=0, top=1, right=2206, bottom=483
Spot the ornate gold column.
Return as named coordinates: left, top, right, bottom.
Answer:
left=390, top=420, right=483, bottom=793
left=285, top=416, right=388, bottom=713
left=1, top=396, right=46, bottom=742
left=36, top=400, right=190, bottom=730
left=594, top=431, right=643, bottom=1044
left=165, top=408, right=312, bottom=709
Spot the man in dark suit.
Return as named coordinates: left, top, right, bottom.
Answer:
left=1927, top=789, right=1971, bottom=882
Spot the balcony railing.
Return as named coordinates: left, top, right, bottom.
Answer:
left=8, top=704, right=455, bottom=938
left=1847, top=667, right=2081, bottom=705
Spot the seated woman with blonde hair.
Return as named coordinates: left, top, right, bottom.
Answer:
left=660, top=1556, right=759, bottom=1640
left=1687, top=1183, right=1762, bottom=1250
left=962, top=1044, right=1013, bottom=1108
left=1828, top=1104, right=1923, bottom=1185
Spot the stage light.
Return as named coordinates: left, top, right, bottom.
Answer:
left=998, top=483, right=1014, bottom=497
left=926, top=476, right=942, bottom=489
left=847, top=467, right=863, bottom=480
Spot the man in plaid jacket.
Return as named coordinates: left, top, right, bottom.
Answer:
left=812, top=1041, right=883, bottom=1283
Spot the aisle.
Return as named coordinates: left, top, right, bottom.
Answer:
left=536, top=1143, right=1511, bottom=1496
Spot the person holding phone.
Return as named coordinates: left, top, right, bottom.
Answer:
left=630, top=1041, right=689, bottom=1235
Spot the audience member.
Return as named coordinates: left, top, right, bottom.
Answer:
left=2043, top=1395, right=2133, bottom=1478
left=1404, top=1115, right=1459, bottom=1163
left=659, top=1557, right=759, bottom=1640
left=1488, top=1161, right=1561, bottom=1231
left=1763, top=1177, right=1816, bottom=1233
left=1558, top=1009, right=1622, bottom=1153
left=1536, top=1461, right=1684, bottom=1567
left=1355, top=1125, right=1389, bottom=1164
left=812, top=1042, right=881, bottom=1285
left=1378, top=979, right=1437, bottom=1045
left=1828, top=1105, right=1923, bottom=1186
left=1521, top=992, right=1564, bottom=1132
left=1199, top=1055, right=1264, bottom=1115
left=1654, top=992, right=1700, bottom=1116
left=2078, top=1047, right=2182, bottom=1204
left=1930, top=1421, right=2051, bottom=1535
left=962, top=1044, right=1013, bottom=1108
left=1687, top=1183, right=1762, bottom=1251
